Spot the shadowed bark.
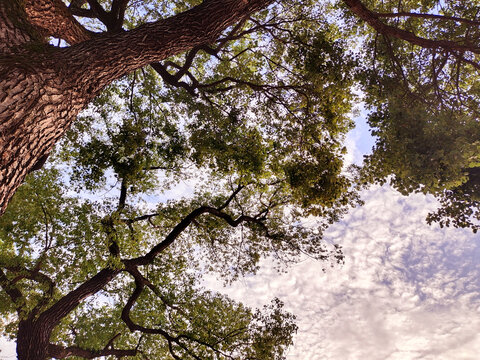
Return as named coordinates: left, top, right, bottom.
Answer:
left=0, top=0, right=273, bottom=217
left=0, top=1, right=274, bottom=358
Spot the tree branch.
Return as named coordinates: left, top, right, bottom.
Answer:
left=69, top=0, right=97, bottom=19
left=124, top=265, right=185, bottom=315
left=120, top=274, right=222, bottom=360
left=126, top=205, right=266, bottom=267
left=218, top=184, right=245, bottom=210
left=110, top=0, right=130, bottom=31
left=343, top=0, right=480, bottom=54
left=374, top=11, right=480, bottom=27
left=24, top=0, right=93, bottom=44
left=118, top=180, right=128, bottom=210
left=85, top=0, right=111, bottom=28
left=150, top=62, right=196, bottom=96
left=55, top=0, right=275, bottom=99
left=38, top=268, right=120, bottom=331
left=6, top=265, right=56, bottom=317
left=121, top=213, right=160, bottom=225
left=48, top=342, right=137, bottom=359
left=0, top=268, right=25, bottom=313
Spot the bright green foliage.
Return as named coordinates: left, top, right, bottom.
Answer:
left=3, top=0, right=479, bottom=357
left=344, top=0, right=480, bottom=231
left=0, top=1, right=362, bottom=358
left=0, top=170, right=105, bottom=314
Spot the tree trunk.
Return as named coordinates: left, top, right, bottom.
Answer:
left=0, top=63, right=86, bottom=217
left=0, top=0, right=273, bottom=216
left=14, top=268, right=120, bottom=360
left=17, top=319, right=51, bottom=360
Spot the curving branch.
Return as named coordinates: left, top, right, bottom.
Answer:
left=0, top=268, right=25, bottom=313
left=125, top=205, right=267, bottom=267
left=122, top=182, right=271, bottom=268
left=343, top=0, right=480, bottom=54
left=374, top=11, right=480, bottom=27
left=151, top=62, right=197, bottom=95
left=125, top=265, right=184, bottom=314
left=149, top=14, right=311, bottom=99
left=69, top=0, right=96, bottom=18
left=24, top=0, right=93, bottom=44
left=17, top=269, right=55, bottom=317
left=120, top=271, right=236, bottom=360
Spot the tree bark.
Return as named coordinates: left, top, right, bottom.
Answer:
left=0, top=0, right=273, bottom=216
left=23, top=0, right=93, bottom=44
left=0, top=0, right=43, bottom=54
left=14, top=267, right=120, bottom=360
left=17, top=319, right=51, bottom=360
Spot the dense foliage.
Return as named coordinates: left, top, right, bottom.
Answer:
left=346, top=0, right=480, bottom=231
left=1, top=1, right=360, bottom=358
left=1, top=0, right=479, bottom=358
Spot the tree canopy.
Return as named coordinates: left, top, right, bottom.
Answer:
left=0, top=0, right=479, bottom=359
left=345, top=0, right=480, bottom=231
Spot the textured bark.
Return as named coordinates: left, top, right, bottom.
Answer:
left=1, top=1, right=274, bottom=358
left=0, top=0, right=43, bottom=53
left=24, top=0, right=92, bottom=44
left=0, top=0, right=273, bottom=217
left=14, top=268, right=120, bottom=360
left=17, top=319, right=51, bottom=360
left=0, top=64, right=83, bottom=219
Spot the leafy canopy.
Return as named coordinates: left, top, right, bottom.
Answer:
left=2, top=0, right=480, bottom=358
left=0, top=0, right=361, bottom=358
left=342, top=0, right=480, bottom=231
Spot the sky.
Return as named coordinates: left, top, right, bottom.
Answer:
left=1, top=119, right=480, bottom=359
left=205, top=116, right=480, bottom=359
left=206, top=185, right=480, bottom=359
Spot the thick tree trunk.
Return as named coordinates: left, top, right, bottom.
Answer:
left=0, top=64, right=85, bottom=218
left=15, top=268, right=120, bottom=360
left=1, top=1, right=274, bottom=358
left=17, top=319, right=51, bottom=360
left=0, top=0, right=273, bottom=216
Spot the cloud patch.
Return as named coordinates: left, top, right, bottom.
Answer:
left=210, top=185, right=480, bottom=359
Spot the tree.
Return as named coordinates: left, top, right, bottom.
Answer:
left=341, top=0, right=480, bottom=231
left=0, top=0, right=274, bottom=216
left=0, top=1, right=360, bottom=358
left=2, top=0, right=480, bottom=359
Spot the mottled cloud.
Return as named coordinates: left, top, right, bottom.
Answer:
left=209, top=186, right=480, bottom=359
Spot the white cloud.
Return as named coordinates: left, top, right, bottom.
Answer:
left=0, top=337, right=15, bottom=360
left=209, top=185, right=480, bottom=359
